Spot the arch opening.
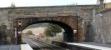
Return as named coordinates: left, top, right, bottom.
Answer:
left=22, top=23, right=64, bottom=45
left=16, top=20, right=75, bottom=43
left=28, top=20, right=74, bottom=42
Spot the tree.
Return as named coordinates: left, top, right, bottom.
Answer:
left=26, top=30, right=34, bottom=35
left=45, top=24, right=62, bottom=37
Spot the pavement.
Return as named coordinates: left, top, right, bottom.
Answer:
left=21, top=44, right=33, bottom=50
left=67, top=42, right=111, bottom=50
left=0, top=45, right=20, bottom=50
left=0, top=44, right=33, bottom=50
left=82, top=42, right=111, bottom=48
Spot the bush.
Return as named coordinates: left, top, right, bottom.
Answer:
left=26, top=30, right=34, bottom=35
left=45, top=24, right=62, bottom=37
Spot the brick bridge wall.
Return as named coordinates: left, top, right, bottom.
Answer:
left=0, top=5, right=98, bottom=42
left=13, top=16, right=79, bottom=42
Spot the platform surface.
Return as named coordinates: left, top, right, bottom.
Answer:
left=0, top=44, right=33, bottom=50
left=67, top=42, right=111, bottom=50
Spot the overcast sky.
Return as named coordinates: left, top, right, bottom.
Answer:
left=0, top=0, right=111, bottom=7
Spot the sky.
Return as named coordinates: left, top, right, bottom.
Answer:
left=0, top=0, right=111, bottom=7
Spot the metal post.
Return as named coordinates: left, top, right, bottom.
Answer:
left=17, top=20, right=22, bottom=44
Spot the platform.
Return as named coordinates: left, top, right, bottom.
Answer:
left=0, top=44, right=33, bottom=50
left=67, top=42, right=111, bottom=50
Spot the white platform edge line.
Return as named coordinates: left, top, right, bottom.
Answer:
left=67, top=43, right=111, bottom=50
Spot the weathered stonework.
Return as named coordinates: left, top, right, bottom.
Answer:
left=0, top=5, right=98, bottom=43
left=93, top=9, right=111, bottom=44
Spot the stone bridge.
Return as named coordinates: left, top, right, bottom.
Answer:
left=14, top=16, right=79, bottom=42
left=0, top=5, right=98, bottom=44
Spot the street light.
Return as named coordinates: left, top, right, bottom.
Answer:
left=17, top=20, right=22, bottom=44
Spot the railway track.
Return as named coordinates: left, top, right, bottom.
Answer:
left=22, top=37, right=67, bottom=50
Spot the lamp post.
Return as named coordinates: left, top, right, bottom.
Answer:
left=17, top=20, right=22, bottom=44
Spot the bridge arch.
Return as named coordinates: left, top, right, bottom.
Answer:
left=13, top=16, right=83, bottom=43
left=21, top=21, right=74, bottom=42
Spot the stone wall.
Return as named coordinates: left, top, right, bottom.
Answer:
left=93, top=10, right=111, bottom=44
left=0, top=5, right=97, bottom=28
left=0, top=9, right=9, bottom=28
left=0, top=5, right=98, bottom=43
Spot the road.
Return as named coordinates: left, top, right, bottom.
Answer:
left=22, top=36, right=67, bottom=50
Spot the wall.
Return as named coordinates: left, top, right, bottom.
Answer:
left=93, top=10, right=111, bottom=44
left=0, top=5, right=97, bottom=43
left=105, top=2, right=111, bottom=9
